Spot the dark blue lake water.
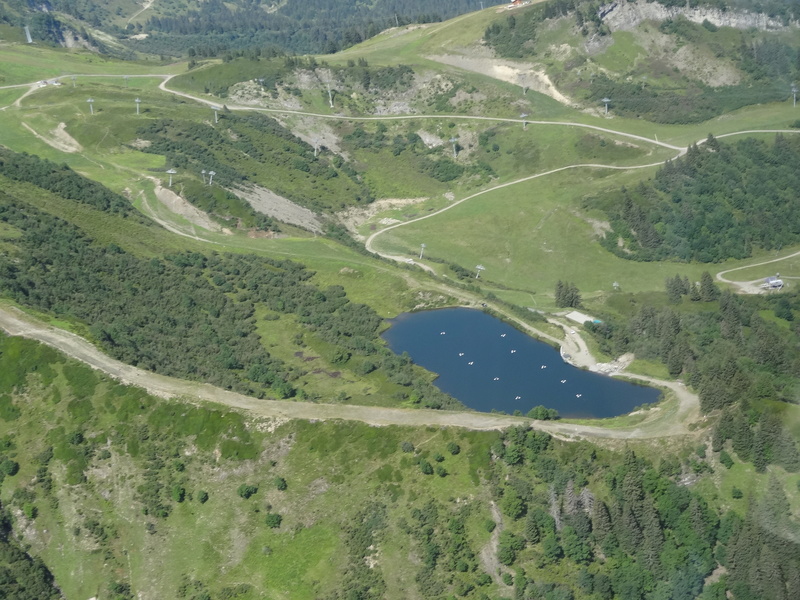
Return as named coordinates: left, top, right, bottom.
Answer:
left=382, top=308, right=661, bottom=419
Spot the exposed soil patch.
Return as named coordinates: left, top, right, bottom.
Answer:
left=129, top=138, right=152, bottom=149
left=449, top=87, right=487, bottom=107
left=479, top=501, right=504, bottom=584
left=307, top=477, right=330, bottom=498
left=571, top=210, right=612, bottom=238
left=337, top=197, right=429, bottom=239
left=671, top=44, right=741, bottom=87
left=428, top=55, right=574, bottom=106
left=592, top=352, right=635, bottom=375
left=154, top=182, right=223, bottom=232
left=631, top=28, right=741, bottom=87
left=22, top=122, right=82, bottom=153
left=416, top=129, right=444, bottom=148
left=251, top=417, right=290, bottom=434
left=50, top=122, right=82, bottom=151
left=311, top=369, right=341, bottom=378
left=246, top=229, right=281, bottom=239
left=705, top=565, right=728, bottom=585
left=228, top=80, right=304, bottom=111
left=412, top=291, right=449, bottom=311
left=272, top=114, right=348, bottom=158
left=372, top=100, right=413, bottom=115
left=230, top=183, right=323, bottom=232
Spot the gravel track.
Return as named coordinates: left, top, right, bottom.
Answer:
left=0, top=304, right=697, bottom=438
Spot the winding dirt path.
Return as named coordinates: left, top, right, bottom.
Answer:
left=157, top=74, right=683, bottom=150
left=127, top=0, right=155, bottom=25
left=716, top=248, right=800, bottom=293
left=10, top=83, right=38, bottom=109
left=0, top=304, right=696, bottom=439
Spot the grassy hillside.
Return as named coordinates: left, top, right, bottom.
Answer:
left=3, top=41, right=799, bottom=304
left=2, top=326, right=799, bottom=598
left=1, top=332, right=799, bottom=599
left=0, top=0, right=500, bottom=57
left=0, top=45, right=177, bottom=86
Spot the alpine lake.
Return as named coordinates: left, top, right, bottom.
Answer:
left=382, top=308, right=661, bottom=419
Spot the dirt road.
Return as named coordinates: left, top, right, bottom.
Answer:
left=716, top=247, right=800, bottom=294
left=157, top=74, right=684, bottom=150
left=0, top=305, right=697, bottom=439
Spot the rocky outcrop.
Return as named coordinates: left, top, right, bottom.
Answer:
left=600, top=0, right=796, bottom=32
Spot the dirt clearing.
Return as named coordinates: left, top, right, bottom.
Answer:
left=22, top=122, right=82, bottom=153
left=337, top=197, right=429, bottom=239
left=427, top=55, right=574, bottom=106
left=153, top=182, right=223, bottom=232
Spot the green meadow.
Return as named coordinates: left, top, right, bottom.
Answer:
left=369, top=165, right=760, bottom=301
left=0, top=44, right=180, bottom=85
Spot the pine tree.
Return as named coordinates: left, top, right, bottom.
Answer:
left=713, top=408, right=736, bottom=451
left=760, top=546, right=789, bottom=600
left=622, top=471, right=645, bottom=522
left=555, top=280, right=581, bottom=308
left=732, top=414, right=754, bottom=462
left=524, top=511, right=540, bottom=543
left=688, top=496, right=717, bottom=546
left=719, top=291, right=742, bottom=340
left=706, top=133, right=721, bottom=152
left=775, top=297, right=794, bottom=321
left=567, top=282, right=582, bottom=308
left=541, top=532, right=563, bottom=563
left=618, top=504, right=642, bottom=555
left=665, top=274, right=683, bottom=303
left=562, top=525, right=592, bottom=564
left=555, top=280, right=565, bottom=306
left=591, top=500, right=612, bottom=545
left=752, top=429, right=769, bottom=473
left=667, top=342, right=688, bottom=376
left=639, top=502, right=664, bottom=577
left=501, top=487, right=527, bottom=520
left=700, top=271, right=720, bottom=302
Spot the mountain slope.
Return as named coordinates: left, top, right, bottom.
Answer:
left=480, top=0, right=800, bottom=122
left=1, top=330, right=798, bottom=600
left=0, top=0, right=503, bottom=56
